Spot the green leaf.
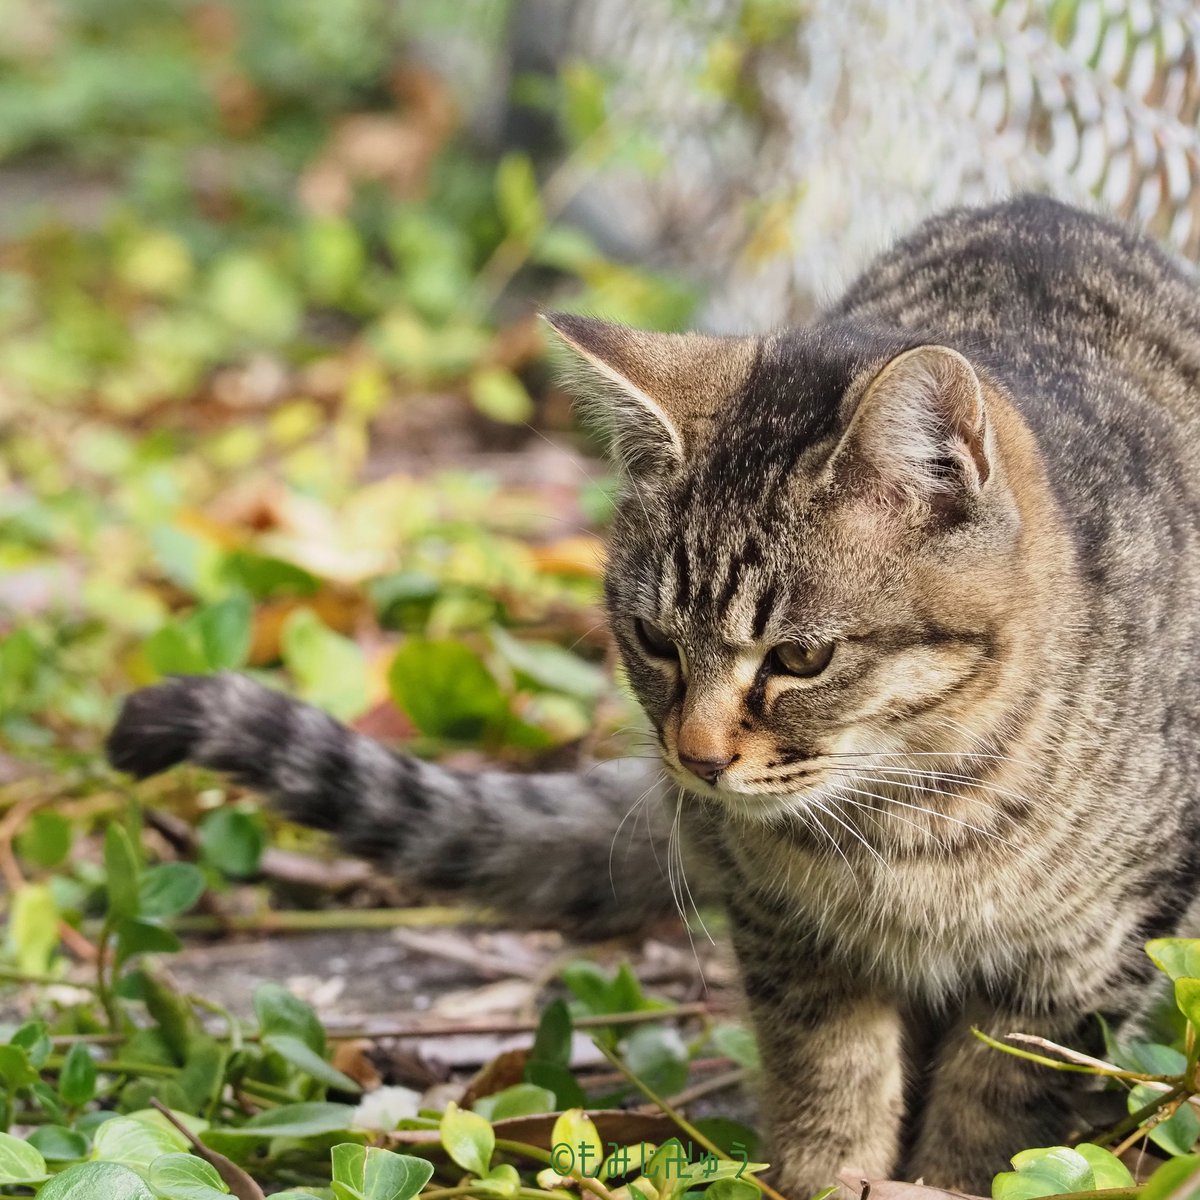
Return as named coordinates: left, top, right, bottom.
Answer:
left=105, top=824, right=142, bottom=919
left=330, top=1143, right=434, bottom=1200
left=388, top=638, right=507, bottom=741
left=193, top=595, right=252, bottom=671
left=550, top=1110, right=604, bottom=1181
left=1147, top=938, right=1200, bottom=982
left=710, top=1024, right=760, bottom=1070
left=440, top=1102, right=495, bottom=1177
left=1072, top=1144, right=1135, bottom=1190
left=1142, top=1154, right=1200, bottom=1200
left=199, top=809, right=266, bottom=879
left=491, top=628, right=604, bottom=702
left=474, top=1164, right=521, bottom=1197
left=12, top=1019, right=51, bottom=1067
left=91, top=1114, right=189, bottom=1176
left=495, top=153, right=544, bottom=241
left=0, top=1130, right=47, bottom=1183
left=115, top=917, right=182, bottom=967
left=561, top=961, right=613, bottom=1015
left=474, top=1084, right=557, bottom=1121
left=16, top=810, right=72, bottom=868
left=703, top=1182, right=759, bottom=1200
left=11, top=882, right=60, bottom=975
left=206, top=251, right=300, bottom=344
left=145, top=625, right=209, bottom=676
left=141, top=969, right=197, bottom=1064
left=27, top=1124, right=90, bottom=1162
left=39, top=1162, right=155, bottom=1199
left=1177, top=977, right=1200, bottom=1030
left=138, top=864, right=206, bottom=919
left=623, top=1026, right=689, bottom=1096
left=0, top=1044, right=39, bottom=1089
left=281, top=608, right=370, bottom=721
left=469, top=368, right=533, bottom=424
left=147, top=1152, right=230, bottom=1198
left=178, top=1037, right=228, bottom=1115
left=993, top=1146, right=1094, bottom=1200
left=254, top=983, right=325, bottom=1053
left=59, top=1042, right=98, bottom=1107
left=206, top=1102, right=358, bottom=1140
left=523, top=1060, right=585, bottom=1110
left=262, top=1034, right=361, bottom=1092
left=1128, top=1083, right=1200, bottom=1156
left=531, top=999, right=573, bottom=1067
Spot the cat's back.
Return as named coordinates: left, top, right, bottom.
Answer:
left=836, top=195, right=1200, bottom=521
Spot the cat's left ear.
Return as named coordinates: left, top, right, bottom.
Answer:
left=543, top=313, right=755, bottom=477
left=833, top=345, right=994, bottom=512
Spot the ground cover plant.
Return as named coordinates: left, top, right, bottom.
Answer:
left=4, top=3, right=1200, bottom=1197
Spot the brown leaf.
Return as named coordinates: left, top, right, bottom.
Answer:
left=461, top=1048, right=530, bottom=1109
left=151, top=1100, right=266, bottom=1200
left=837, top=1171, right=985, bottom=1200
left=332, top=1039, right=384, bottom=1090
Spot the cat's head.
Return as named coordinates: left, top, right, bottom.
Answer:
left=548, top=313, right=1058, bottom=823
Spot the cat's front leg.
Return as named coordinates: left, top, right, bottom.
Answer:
left=752, top=987, right=906, bottom=1197
left=732, top=900, right=906, bottom=1195
left=905, top=1007, right=1088, bottom=1192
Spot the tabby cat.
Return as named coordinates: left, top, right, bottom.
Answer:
left=107, top=195, right=1200, bottom=1194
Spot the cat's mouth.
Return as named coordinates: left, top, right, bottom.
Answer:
left=665, top=758, right=830, bottom=810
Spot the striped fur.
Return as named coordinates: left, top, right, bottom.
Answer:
left=109, top=196, right=1200, bottom=1194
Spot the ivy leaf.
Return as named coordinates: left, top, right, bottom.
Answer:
left=440, top=1102, right=495, bottom=1178
left=27, top=1124, right=90, bottom=1162
left=16, top=810, right=72, bottom=868
left=193, top=594, right=252, bottom=671
left=474, top=1084, right=557, bottom=1122
left=91, top=1114, right=189, bottom=1176
left=0, top=1130, right=48, bottom=1183
left=11, top=1019, right=52, bottom=1067
left=138, top=863, right=206, bottom=919
left=1146, top=938, right=1200, bottom=981
left=1073, top=1144, right=1134, bottom=1190
left=39, top=1161, right=154, bottom=1199
left=11, top=883, right=60, bottom=975
left=0, top=1044, right=39, bottom=1090
left=254, top=983, right=326, bottom=1054
left=711, top=1024, right=760, bottom=1070
left=282, top=608, right=370, bottom=721
left=993, top=1146, right=1094, bottom=1200
left=206, top=1103, right=358, bottom=1141
left=147, top=1152, right=230, bottom=1199
left=330, top=1143, right=434, bottom=1200
left=623, top=1026, right=689, bottom=1096
left=105, top=824, right=142, bottom=919
left=199, top=809, right=266, bottom=879
left=115, top=917, right=182, bottom=967
left=262, top=1034, right=361, bottom=1093
left=59, top=1043, right=98, bottom=1107
left=388, top=638, right=508, bottom=742
left=530, top=999, right=573, bottom=1067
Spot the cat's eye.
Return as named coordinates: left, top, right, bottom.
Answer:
left=770, top=640, right=835, bottom=677
left=634, top=617, right=678, bottom=659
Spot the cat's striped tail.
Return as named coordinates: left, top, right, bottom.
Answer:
left=106, top=673, right=681, bottom=936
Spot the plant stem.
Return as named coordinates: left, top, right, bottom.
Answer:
left=95, top=916, right=121, bottom=1033
left=590, top=1039, right=790, bottom=1200
left=971, top=1029, right=1173, bottom=1083
left=1091, top=1082, right=1187, bottom=1148
left=163, top=906, right=499, bottom=934
left=0, top=966, right=100, bottom=990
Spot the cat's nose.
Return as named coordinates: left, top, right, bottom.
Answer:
left=678, top=752, right=735, bottom=784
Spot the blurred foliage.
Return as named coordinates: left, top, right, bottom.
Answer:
left=0, top=0, right=699, bottom=787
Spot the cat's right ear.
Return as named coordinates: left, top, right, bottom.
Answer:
left=542, top=313, right=756, bottom=477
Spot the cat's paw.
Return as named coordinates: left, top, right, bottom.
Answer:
left=106, top=676, right=212, bottom=779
